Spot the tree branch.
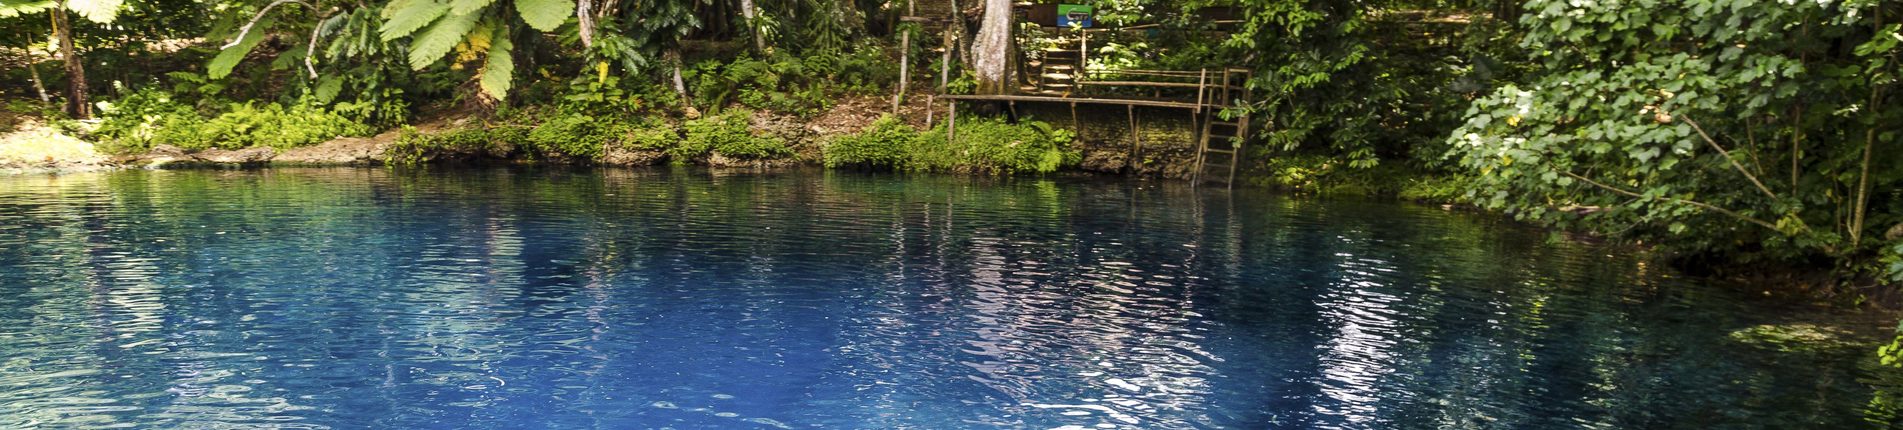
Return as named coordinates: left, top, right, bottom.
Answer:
left=303, top=11, right=329, bottom=79
left=221, top=0, right=314, bottom=50
left=1560, top=170, right=1781, bottom=232
left=1678, top=113, right=1779, bottom=201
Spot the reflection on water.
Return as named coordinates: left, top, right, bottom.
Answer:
left=0, top=168, right=1895, bottom=429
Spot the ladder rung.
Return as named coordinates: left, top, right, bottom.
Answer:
left=1204, top=149, right=1234, bottom=154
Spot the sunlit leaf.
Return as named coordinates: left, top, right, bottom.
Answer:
left=513, top=0, right=573, bottom=32
left=478, top=25, right=514, bottom=100
left=380, top=0, right=449, bottom=41
left=407, top=10, right=479, bottom=69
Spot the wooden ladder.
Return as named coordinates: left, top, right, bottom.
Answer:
left=1194, top=68, right=1251, bottom=188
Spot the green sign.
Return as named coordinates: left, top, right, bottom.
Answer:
left=1057, top=4, right=1094, bottom=28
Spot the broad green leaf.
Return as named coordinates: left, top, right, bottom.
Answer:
left=479, top=26, right=514, bottom=100
left=65, top=0, right=120, bottom=23
left=380, top=0, right=449, bottom=41
left=208, top=14, right=275, bottom=79
left=513, top=0, right=573, bottom=32
left=407, top=10, right=480, bottom=69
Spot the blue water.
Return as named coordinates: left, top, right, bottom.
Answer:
left=0, top=168, right=1896, bottom=429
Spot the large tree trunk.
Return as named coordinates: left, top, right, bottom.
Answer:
left=51, top=0, right=91, bottom=119
left=971, top=0, right=1014, bottom=95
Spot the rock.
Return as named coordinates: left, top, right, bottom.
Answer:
left=749, top=111, right=821, bottom=163
left=601, top=145, right=667, bottom=166
left=192, top=146, right=277, bottom=164
left=147, top=144, right=186, bottom=158
left=274, top=131, right=400, bottom=165
left=1080, top=148, right=1128, bottom=173
left=707, top=153, right=796, bottom=169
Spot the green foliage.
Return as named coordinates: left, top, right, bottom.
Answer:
left=385, top=125, right=518, bottom=165
left=1444, top=0, right=1898, bottom=269
left=823, top=114, right=912, bottom=168
left=1249, top=153, right=1468, bottom=200
left=821, top=114, right=1076, bottom=174
left=357, top=0, right=575, bottom=99
left=93, top=88, right=371, bottom=152
left=680, top=110, right=790, bottom=160
left=620, top=120, right=679, bottom=151
left=1883, top=241, right=1903, bottom=284
left=907, top=117, right=1077, bottom=174
left=524, top=113, right=612, bottom=160
left=689, top=48, right=897, bottom=116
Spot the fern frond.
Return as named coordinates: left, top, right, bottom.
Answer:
left=478, top=25, right=514, bottom=100
left=379, top=0, right=448, bottom=42
left=65, top=0, right=121, bottom=23
left=406, top=9, right=480, bottom=69
left=449, top=0, right=493, bottom=15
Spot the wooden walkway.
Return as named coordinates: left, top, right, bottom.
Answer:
left=926, top=68, right=1254, bottom=187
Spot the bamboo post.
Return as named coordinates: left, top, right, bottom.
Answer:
left=947, top=99, right=958, bottom=140
left=893, top=0, right=915, bottom=113
left=1079, top=30, right=1088, bottom=79
left=1195, top=69, right=1206, bottom=114
left=1070, top=102, right=1081, bottom=142
left=1127, top=104, right=1139, bottom=171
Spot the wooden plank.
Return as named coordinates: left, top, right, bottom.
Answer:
left=1074, top=80, right=1207, bottom=88
left=1080, top=69, right=1206, bottom=77
left=939, top=94, right=1209, bottom=110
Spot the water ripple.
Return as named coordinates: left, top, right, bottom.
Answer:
left=0, top=168, right=1888, bottom=429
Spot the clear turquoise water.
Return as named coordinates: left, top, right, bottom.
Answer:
left=0, top=168, right=1895, bottom=429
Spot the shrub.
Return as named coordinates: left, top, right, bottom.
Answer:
left=622, top=122, right=680, bottom=152
left=94, top=89, right=371, bottom=153
left=689, top=47, right=898, bottom=116
left=385, top=126, right=520, bottom=166
left=824, top=115, right=913, bottom=168
left=908, top=117, right=1076, bottom=174
left=681, top=110, right=790, bottom=160
left=525, top=112, right=615, bottom=160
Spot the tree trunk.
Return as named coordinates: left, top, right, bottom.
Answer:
left=28, top=62, right=50, bottom=103
left=578, top=0, right=596, bottom=48
left=667, top=48, right=700, bottom=118
left=52, top=0, right=91, bottom=119
left=971, top=0, right=1014, bottom=95
left=740, top=0, right=763, bottom=53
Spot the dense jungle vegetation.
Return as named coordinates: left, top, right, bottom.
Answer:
left=0, top=0, right=1898, bottom=337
